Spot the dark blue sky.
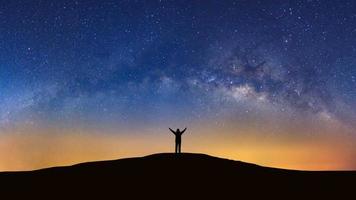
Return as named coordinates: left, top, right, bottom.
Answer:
left=1, top=0, right=356, bottom=131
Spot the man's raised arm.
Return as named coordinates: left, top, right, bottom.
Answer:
left=181, top=128, right=187, bottom=134
left=169, top=128, right=175, bottom=134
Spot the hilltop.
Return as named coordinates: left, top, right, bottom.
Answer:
left=0, top=153, right=355, bottom=198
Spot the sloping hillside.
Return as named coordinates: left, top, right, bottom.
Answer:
left=0, top=153, right=355, bottom=198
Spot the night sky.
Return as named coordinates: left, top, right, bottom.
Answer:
left=1, top=0, right=356, bottom=171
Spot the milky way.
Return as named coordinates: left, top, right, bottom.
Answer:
left=1, top=1, right=356, bottom=170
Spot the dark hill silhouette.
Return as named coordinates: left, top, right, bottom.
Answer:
left=0, top=153, right=355, bottom=199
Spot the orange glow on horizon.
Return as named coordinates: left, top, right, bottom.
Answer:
left=0, top=124, right=355, bottom=171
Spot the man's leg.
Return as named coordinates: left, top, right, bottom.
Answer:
left=175, top=142, right=178, bottom=154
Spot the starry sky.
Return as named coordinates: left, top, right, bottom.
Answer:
left=1, top=0, right=356, bottom=171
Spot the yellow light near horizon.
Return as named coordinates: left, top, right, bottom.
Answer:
left=0, top=125, right=355, bottom=171
left=183, top=134, right=356, bottom=170
left=0, top=131, right=171, bottom=171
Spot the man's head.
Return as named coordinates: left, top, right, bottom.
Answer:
left=177, top=128, right=180, bottom=132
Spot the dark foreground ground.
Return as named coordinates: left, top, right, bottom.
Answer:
left=0, top=153, right=355, bottom=198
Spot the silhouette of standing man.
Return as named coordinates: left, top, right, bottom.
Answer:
left=169, top=128, right=187, bottom=154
